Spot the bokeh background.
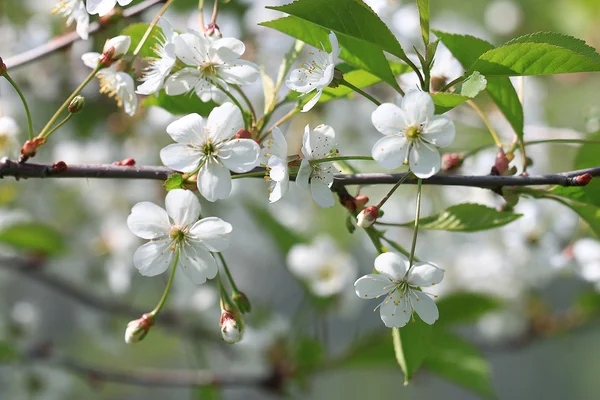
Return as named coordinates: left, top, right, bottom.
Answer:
left=1, top=0, right=600, bottom=399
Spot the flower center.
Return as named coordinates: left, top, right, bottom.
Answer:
left=318, top=264, right=336, bottom=281
left=203, top=139, right=216, bottom=156
left=169, top=225, right=187, bottom=243
left=405, top=125, right=421, bottom=141
left=199, top=62, right=217, bottom=77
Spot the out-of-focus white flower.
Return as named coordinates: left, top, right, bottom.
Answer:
left=52, top=0, right=89, bottom=40
left=82, top=53, right=138, bottom=116
left=127, top=189, right=233, bottom=284
left=287, top=236, right=358, bottom=297
left=136, top=19, right=177, bottom=95
left=159, top=104, right=261, bottom=202
left=286, top=31, right=340, bottom=112
left=296, top=124, right=337, bottom=208
left=484, top=1, right=522, bottom=35
left=364, top=0, right=399, bottom=16
left=0, top=116, right=20, bottom=157
left=86, top=0, right=132, bottom=16
left=573, top=238, right=600, bottom=289
left=261, top=126, right=289, bottom=203
left=354, top=252, right=444, bottom=327
left=165, top=30, right=259, bottom=102
left=371, top=90, right=455, bottom=178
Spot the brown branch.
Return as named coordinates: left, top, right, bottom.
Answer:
left=1, top=159, right=598, bottom=189
left=3, top=0, right=167, bottom=70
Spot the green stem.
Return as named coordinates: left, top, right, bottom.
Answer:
left=403, top=57, right=424, bottom=90
left=340, top=80, right=381, bottom=106
left=365, top=227, right=385, bottom=255
left=39, top=65, right=100, bottom=138
left=214, top=82, right=248, bottom=130
left=217, top=273, right=235, bottom=311
left=467, top=100, right=503, bottom=149
left=232, top=85, right=256, bottom=126
left=310, top=155, right=373, bottom=165
left=42, top=114, right=73, bottom=139
left=132, top=0, right=176, bottom=57
left=150, top=248, right=179, bottom=316
left=2, top=72, right=34, bottom=140
left=217, top=252, right=239, bottom=293
left=439, top=74, right=467, bottom=92
left=375, top=172, right=412, bottom=209
left=231, top=171, right=266, bottom=179
left=381, top=236, right=420, bottom=262
left=408, top=179, right=423, bottom=267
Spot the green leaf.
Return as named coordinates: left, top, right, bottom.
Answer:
left=400, top=203, right=522, bottom=231
left=142, top=92, right=218, bottom=116
left=121, top=23, right=161, bottom=58
left=416, top=0, right=430, bottom=46
left=433, top=30, right=524, bottom=142
left=436, top=292, right=502, bottom=327
left=261, top=16, right=400, bottom=90
left=246, top=203, right=307, bottom=253
left=470, top=32, right=600, bottom=76
left=458, top=71, right=487, bottom=97
left=393, top=319, right=433, bottom=384
left=0, top=341, right=19, bottom=362
left=430, top=72, right=487, bottom=113
left=0, top=222, right=65, bottom=256
left=164, top=173, right=183, bottom=191
left=424, top=330, right=496, bottom=398
left=575, top=291, right=600, bottom=317
left=268, top=0, right=409, bottom=62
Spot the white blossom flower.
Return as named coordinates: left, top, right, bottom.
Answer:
left=82, top=52, right=138, bottom=116
left=86, top=0, right=132, bottom=16
left=127, top=189, right=233, bottom=284
left=371, top=90, right=455, bottom=178
left=296, top=124, right=337, bottom=208
left=261, top=126, right=289, bottom=203
left=52, top=0, right=89, bottom=40
left=102, top=35, right=132, bottom=60
left=160, top=103, right=261, bottom=202
left=0, top=116, right=20, bottom=157
left=354, top=252, right=444, bottom=327
left=286, top=31, right=341, bottom=112
left=287, top=236, right=357, bottom=297
left=573, top=238, right=600, bottom=290
left=164, top=30, right=259, bottom=102
left=136, top=19, right=178, bottom=95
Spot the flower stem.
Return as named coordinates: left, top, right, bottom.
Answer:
left=216, top=252, right=239, bottom=293
left=440, top=74, right=467, bottom=92
left=198, top=0, right=206, bottom=31
left=132, top=0, right=176, bottom=57
left=365, top=227, right=386, bottom=255
left=231, top=171, right=265, bottom=179
left=408, top=179, right=423, bottom=267
left=42, top=114, right=73, bottom=139
left=210, top=0, right=219, bottom=25
left=310, top=155, right=374, bottom=165
left=39, top=65, right=101, bottom=138
left=213, top=82, right=249, bottom=130
left=467, top=100, right=503, bottom=149
left=2, top=72, right=34, bottom=140
left=217, top=273, right=235, bottom=311
left=150, top=248, right=179, bottom=317
left=232, top=85, right=256, bottom=127
left=375, top=171, right=412, bottom=209
left=340, top=80, right=381, bottom=106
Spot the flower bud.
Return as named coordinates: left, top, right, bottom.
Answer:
left=441, top=153, right=463, bottom=172
left=51, top=161, right=67, bottom=173
left=492, top=149, right=510, bottom=176
left=357, top=206, right=379, bottom=228
left=103, top=35, right=131, bottom=59
left=68, top=96, right=85, bottom=114
left=20, top=137, right=46, bottom=160
left=235, top=129, right=252, bottom=139
left=113, top=157, right=136, bottom=166
left=354, top=195, right=369, bottom=209
left=0, top=57, right=7, bottom=75
left=575, top=173, right=593, bottom=186
left=205, top=23, right=222, bottom=38
left=232, top=291, right=251, bottom=314
left=124, top=313, right=154, bottom=344
left=220, top=310, right=244, bottom=344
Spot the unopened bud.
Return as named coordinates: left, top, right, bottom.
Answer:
left=103, top=35, right=131, bottom=59
left=493, top=150, right=510, bottom=176
left=51, top=161, right=67, bottom=173
left=68, top=96, right=85, bottom=114
left=354, top=194, right=369, bottom=209
left=232, top=291, right=251, bottom=314
left=575, top=173, right=593, bottom=186
left=20, top=137, right=46, bottom=160
left=357, top=206, right=379, bottom=228
left=220, top=310, right=244, bottom=344
left=124, top=313, right=154, bottom=344
left=235, top=129, right=252, bottom=139
left=441, top=153, right=463, bottom=172
left=205, top=23, right=222, bottom=38
left=113, top=157, right=136, bottom=166
left=0, top=57, right=6, bottom=75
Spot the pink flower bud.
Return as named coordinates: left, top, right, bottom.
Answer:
left=124, top=313, right=154, bottom=344
left=235, top=129, right=252, bottom=139
left=354, top=195, right=369, bottom=209
left=357, top=206, right=379, bottom=228
left=575, top=173, right=593, bottom=186
left=0, top=57, right=7, bottom=75
left=493, top=150, right=510, bottom=176
left=205, top=23, right=222, bottom=38
left=220, top=310, right=243, bottom=344
left=441, top=153, right=463, bottom=172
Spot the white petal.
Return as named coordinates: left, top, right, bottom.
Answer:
left=165, top=189, right=201, bottom=227
left=117, top=0, right=133, bottom=5
left=380, top=292, right=411, bottom=328
left=206, top=103, right=243, bottom=143
left=218, top=60, right=260, bottom=85
left=354, top=274, right=393, bottom=299
left=296, top=159, right=311, bottom=192
left=75, top=10, right=90, bottom=40
left=421, top=116, right=456, bottom=148
left=174, top=33, right=208, bottom=66
left=132, top=239, right=174, bottom=277
left=263, top=126, right=288, bottom=158
left=311, top=180, right=335, bottom=208
left=328, top=31, right=341, bottom=59
left=318, top=63, right=335, bottom=88
left=127, top=202, right=170, bottom=239
left=81, top=52, right=101, bottom=69
left=374, top=252, right=409, bottom=281
left=371, top=103, right=408, bottom=135
left=86, top=0, right=116, bottom=16
left=179, top=244, right=218, bottom=284
left=267, top=156, right=287, bottom=182
left=410, top=290, right=439, bottom=324
left=286, top=68, right=318, bottom=94
left=409, top=141, right=441, bottom=179
left=305, top=124, right=335, bottom=158
left=219, top=139, right=261, bottom=173
left=210, top=37, right=245, bottom=62
left=160, top=144, right=202, bottom=173
left=164, top=68, right=203, bottom=95
left=301, top=89, right=323, bottom=113
left=189, top=217, right=233, bottom=252
left=269, top=176, right=289, bottom=203
left=401, top=90, right=434, bottom=125
left=157, top=18, right=174, bottom=41
left=371, top=135, right=408, bottom=170
left=166, top=113, right=205, bottom=144
left=197, top=162, right=232, bottom=202
left=407, top=262, right=445, bottom=287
